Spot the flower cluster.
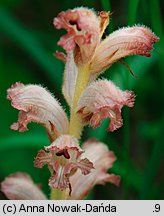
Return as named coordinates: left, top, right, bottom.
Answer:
left=1, top=7, right=159, bottom=200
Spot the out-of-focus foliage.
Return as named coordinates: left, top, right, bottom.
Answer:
left=0, top=0, right=163, bottom=199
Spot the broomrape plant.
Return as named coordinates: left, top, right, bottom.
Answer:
left=1, top=7, right=159, bottom=200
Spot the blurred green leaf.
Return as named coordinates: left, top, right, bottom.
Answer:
left=128, top=0, right=140, bottom=25
left=140, top=117, right=164, bottom=199
left=150, top=0, right=163, bottom=37
left=0, top=7, right=62, bottom=89
left=113, top=161, right=143, bottom=191
left=0, top=133, right=50, bottom=197
left=0, top=133, right=48, bottom=151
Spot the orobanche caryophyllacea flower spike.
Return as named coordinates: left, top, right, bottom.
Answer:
left=1, top=7, right=159, bottom=200
left=54, top=7, right=159, bottom=138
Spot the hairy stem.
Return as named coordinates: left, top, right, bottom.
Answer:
left=50, top=189, right=66, bottom=200
left=69, top=64, right=90, bottom=138
left=50, top=64, right=90, bottom=200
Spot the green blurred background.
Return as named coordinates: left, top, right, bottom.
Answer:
left=0, top=0, right=163, bottom=199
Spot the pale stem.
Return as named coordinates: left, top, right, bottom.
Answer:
left=50, top=64, right=90, bottom=200
left=50, top=189, right=66, bottom=200
left=69, top=64, right=90, bottom=138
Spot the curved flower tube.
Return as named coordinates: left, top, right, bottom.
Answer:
left=7, top=82, right=69, bottom=141
left=77, top=79, right=135, bottom=131
left=90, top=26, right=159, bottom=77
left=1, top=172, right=47, bottom=200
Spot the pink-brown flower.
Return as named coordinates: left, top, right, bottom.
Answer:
left=77, top=79, right=135, bottom=131
left=54, top=8, right=159, bottom=71
left=68, top=139, right=120, bottom=199
left=34, top=135, right=94, bottom=193
left=7, top=82, right=69, bottom=141
left=90, top=26, right=159, bottom=78
left=1, top=138, right=119, bottom=200
left=1, top=172, right=47, bottom=200
left=54, top=7, right=100, bottom=66
left=54, top=8, right=159, bottom=106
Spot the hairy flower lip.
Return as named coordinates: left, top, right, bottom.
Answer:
left=34, top=135, right=94, bottom=192
left=45, top=134, right=84, bottom=157
left=76, top=79, right=135, bottom=132
left=53, top=9, right=92, bottom=51
left=53, top=7, right=100, bottom=66
left=90, top=26, right=159, bottom=77
left=69, top=139, right=120, bottom=199
left=7, top=82, right=69, bottom=141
